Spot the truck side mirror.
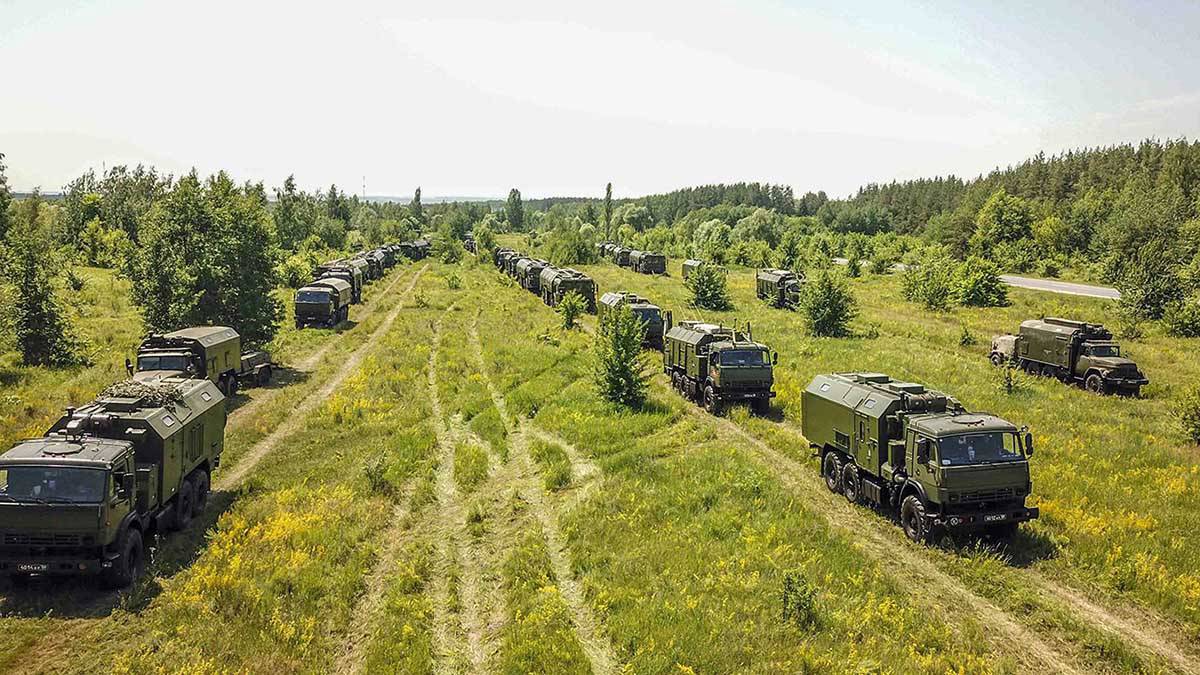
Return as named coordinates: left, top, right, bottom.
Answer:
left=125, top=358, right=133, bottom=376
left=1024, top=432, right=1034, bottom=456
left=916, top=438, right=930, bottom=465
left=772, top=352, right=779, bottom=365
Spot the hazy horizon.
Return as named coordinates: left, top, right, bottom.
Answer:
left=3, top=0, right=1199, bottom=200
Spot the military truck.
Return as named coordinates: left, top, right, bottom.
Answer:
left=0, top=378, right=226, bottom=587
left=494, top=248, right=515, bottom=270
left=540, top=267, right=597, bottom=312
left=663, top=317, right=777, bottom=415
left=129, top=327, right=273, bottom=397
left=630, top=250, right=667, bottom=275
left=599, top=292, right=665, bottom=348
left=681, top=259, right=703, bottom=280
left=399, top=240, right=430, bottom=261
left=295, top=277, right=353, bottom=328
left=756, top=268, right=805, bottom=309
left=612, top=247, right=632, bottom=267
left=355, top=250, right=385, bottom=280
left=317, top=262, right=364, bottom=303
left=990, top=318, right=1148, bottom=396
left=505, top=254, right=528, bottom=278
left=803, top=373, right=1039, bottom=542
left=344, top=256, right=373, bottom=284
left=515, top=258, right=550, bottom=294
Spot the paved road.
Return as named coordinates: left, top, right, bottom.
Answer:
left=831, top=258, right=1119, bottom=300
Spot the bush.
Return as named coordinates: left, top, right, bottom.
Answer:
left=686, top=263, right=732, bottom=311
left=845, top=255, right=861, bottom=278
left=1163, top=297, right=1200, bottom=337
left=1172, top=386, right=1200, bottom=444
left=959, top=325, right=976, bottom=347
left=278, top=250, right=320, bottom=288
left=796, top=269, right=857, bottom=337
left=956, top=256, right=1008, bottom=307
left=557, top=291, right=586, bottom=330
left=781, top=570, right=818, bottom=629
left=901, top=262, right=955, bottom=312
left=593, top=305, right=648, bottom=408
left=868, top=255, right=892, bottom=275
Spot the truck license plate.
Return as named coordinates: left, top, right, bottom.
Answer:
left=16, top=563, right=48, bottom=572
left=983, top=514, right=1007, bottom=523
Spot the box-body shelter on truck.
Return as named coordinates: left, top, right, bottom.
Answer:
left=630, top=250, right=667, bottom=275
left=540, top=267, right=597, bottom=312
left=756, top=268, right=804, bottom=309
left=129, top=326, right=273, bottom=396
left=317, top=262, right=364, bottom=303
left=295, top=277, right=353, bottom=328
left=802, top=373, right=1039, bottom=542
left=0, top=378, right=226, bottom=587
left=663, top=318, right=776, bottom=415
left=612, top=247, right=632, bottom=267
left=990, top=318, right=1148, bottom=396
left=515, top=258, right=550, bottom=293
left=599, top=292, right=665, bottom=349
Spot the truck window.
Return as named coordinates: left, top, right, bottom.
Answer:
left=137, top=355, right=191, bottom=372
left=1085, top=345, right=1120, bottom=357
left=0, top=466, right=107, bottom=503
left=936, top=433, right=1024, bottom=466
left=296, top=290, right=331, bottom=303
left=718, top=350, right=765, bottom=366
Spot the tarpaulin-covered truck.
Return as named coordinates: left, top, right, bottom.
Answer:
left=0, top=378, right=226, bottom=587
left=295, top=277, right=353, bottom=328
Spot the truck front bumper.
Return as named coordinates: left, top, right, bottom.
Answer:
left=717, top=390, right=774, bottom=401
left=934, top=506, right=1039, bottom=530
left=0, top=552, right=116, bottom=576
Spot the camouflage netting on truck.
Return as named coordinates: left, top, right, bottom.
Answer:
left=99, top=380, right=186, bottom=407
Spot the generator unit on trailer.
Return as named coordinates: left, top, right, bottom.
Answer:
left=802, top=373, right=1039, bottom=542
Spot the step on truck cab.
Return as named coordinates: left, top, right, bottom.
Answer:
left=0, top=378, right=226, bottom=587
left=802, top=373, right=1039, bottom=542
left=991, top=318, right=1148, bottom=396
left=129, top=326, right=273, bottom=396
left=599, top=292, right=665, bottom=349
left=663, top=318, right=777, bottom=415
left=296, top=277, right=353, bottom=328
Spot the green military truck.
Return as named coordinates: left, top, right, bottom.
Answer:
left=344, top=257, right=373, bottom=284
left=515, top=258, right=550, bottom=294
left=803, top=373, right=1039, bottom=542
left=612, top=247, right=633, bottom=268
left=681, top=259, right=702, bottom=280
left=129, top=326, right=273, bottom=397
left=663, top=318, right=777, bottom=415
left=990, top=318, right=1149, bottom=396
left=599, top=292, right=665, bottom=349
left=494, top=248, right=516, bottom=270
left=756, top=268, right=804, bottom=309
left=630, top=250, right=667, bottom=275
left=317, top=262, right=364, bottom=303
left=295, top=277, right=353, bottom=328
left=0, top=378, right=226, bottom=586
left=540, top=267, right=597, bottom=312
left=505, top=254, right=528, bottom=278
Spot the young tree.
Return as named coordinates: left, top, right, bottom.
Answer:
left=432, top=220, right=464, bottom=263
left=956, top=256, right=1008, bottom=307
left=686, top=263, right=732, bottom=310
left=593, top=304, right=648, bottom=407
left=273, top=175, right=317, bottom=250
left=604, top=182, right=613, bottom=239
left=557, top=290, right=586, bottom=330
left=472, top=221, right=497, bottom=263
left=797, top=269, right=857, bottom=337
left=133, top=171, right=283, bottom=346
left=506, top=188, right=525, bottom=232
left=411, top=186, right=424, bottom=224
left=7, top=190, right=88, bottom=366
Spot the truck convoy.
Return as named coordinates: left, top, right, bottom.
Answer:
left=515, top=258, right=550, bottom=293
left=128, top=326, right=273, bottom=397
left=0, top=378, right=226, bottom=587
left=663, top=318, right=777, bottom=415
left=630, top=250, right=667, bottom=275
left=599, top=292, right=665, bottom=348
left=294, top=277, right=353, bottom=328
left=802, top=372, right=1039, bottom=542
left=990, top=318, right=1148, bottom=396
left=756, top=268, right=805, bottom=309
left=540, top=267, right=598, bottom=312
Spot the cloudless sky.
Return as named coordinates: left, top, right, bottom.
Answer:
left=2, top=0, right=1198, bottom=199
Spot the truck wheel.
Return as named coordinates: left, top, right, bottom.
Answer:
left=227, top=376, right=239, bottom=397
left=841, top=464, right=861, bottom=504
left=900, top=495, right=929, bottom=544
left=192, top=471, right=210, bottom=515
left=822, top=452, right=843, bottom=493
left=703, top=387, right=722, bottom=416
left=751, top=397, right=770, bottom=416
left=102, top=528, right=144, bottom=589
left=1021, top=360, right=1038, bottom=376
left=1039, top=364, right=1056, bottom=378
left=1085, top=373, right=1105, bottom=394
left=257, top=365, right=272, bottom=387
left=989, top=353, right=1004, bottom=367
left=174, top=479, right=195, bottom=531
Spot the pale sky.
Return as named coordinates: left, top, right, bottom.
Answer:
left=2, top=0, right=1199, bottom=199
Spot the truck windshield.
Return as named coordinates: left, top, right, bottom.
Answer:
left=1085, top=345, right=1120, bottom=357
left=718, top=350, right=766, bottom=366
left=137, top=355, right=192, bottom=372
left=0, top=466, right=108, bottom=503
left=296, top=290, right=331, bottom=303
left=937, top=433, right=1023, bottom=466
left=633, top=308, right=661, bottom=323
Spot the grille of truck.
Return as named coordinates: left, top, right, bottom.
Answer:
left=952, top=487, right=1017, bottom=503
left=3, top=532, right=94, bottom=547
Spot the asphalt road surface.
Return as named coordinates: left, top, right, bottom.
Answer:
left=830, top=258, right=1120, bottom=300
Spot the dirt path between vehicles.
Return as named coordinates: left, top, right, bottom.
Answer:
left=215, top=264, right=427, bottom=492
left=469, top=321, right=619, bottom=675
left=228, top=266, right=414, bottom=428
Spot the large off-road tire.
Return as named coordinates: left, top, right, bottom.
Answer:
left=1021, top=360, right=1038, bottom=376
left=1085, top=373, right=1106, bottom=395
left=257, top=365, right=272, bottom=387
left=900, top=495, right=929, bottom=544
left=1039, top=364, right=1056, bottom=378
left=822, top=452, right=843, bottom=493
left=174, top=478, right=195, bottom=531
left=192, top=470, right=210, bottom=516
left=102, top=528, right=144, bottom=589
left=990, top=352, right=1004, bottom=367
left=841, top=464, right=861, bottom=504
left=751, top=397, right=770, bottom=416
left=703, top=386, right=722, bottom=416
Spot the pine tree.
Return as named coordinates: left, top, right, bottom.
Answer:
left=506, top=188, right=525, bottom=232
left=604, top=182, right=613, bottom=239
left=412, top=186, right=424, bottom=224
left=593, top=305, right=648, bottom=407
left=0, top=152, right=11, bottom=241
left=686, top=264, right=732, bottom=310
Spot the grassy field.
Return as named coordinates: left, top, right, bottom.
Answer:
left=1, top=251, right=1198, bottom=673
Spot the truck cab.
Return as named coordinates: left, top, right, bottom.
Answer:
left=664, top=320, right=777, bottom=415
left=131, top=326, right=241, bottom=396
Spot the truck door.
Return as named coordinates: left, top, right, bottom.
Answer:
left=854, top=412, right=871, bottom=465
